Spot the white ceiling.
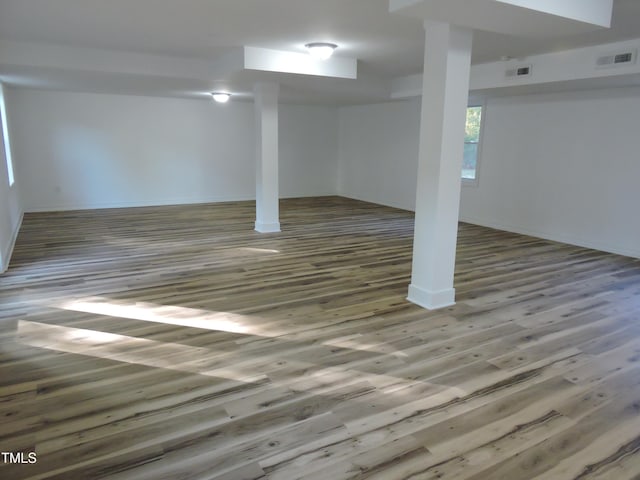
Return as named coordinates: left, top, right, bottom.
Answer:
left=1, top=0, right=640, bottom=104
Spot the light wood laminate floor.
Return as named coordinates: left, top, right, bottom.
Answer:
left=1, top=196, right=639, bottom=480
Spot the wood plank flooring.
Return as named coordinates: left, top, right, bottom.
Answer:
left=1, top=196, right=639, bottom=480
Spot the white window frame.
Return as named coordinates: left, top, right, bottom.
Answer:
left=462, top=102, right=485, bottom=187
left=0, top=83, right=15, bottom=187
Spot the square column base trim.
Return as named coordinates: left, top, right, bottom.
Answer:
left=255, top=221, right=281, bottom=233
left=407, top=284, right=455, bottom=310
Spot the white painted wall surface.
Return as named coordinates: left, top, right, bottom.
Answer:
left=460, top=87, right=640, bottom=259
left=8, top=85, right=640, bottom=260
left=392, top=37, right=640, bottom=100
left=279, top=103, right=338, bottom=198
left=338, top=87, right=640, bottom=259
left=338, top=99, right=420, bottom=211
left=0, top=85, right=23, bottom=272
left=9, top=89, right=338, bottom=212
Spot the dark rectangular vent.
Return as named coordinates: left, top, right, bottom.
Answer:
left=506, top=64, right=533, bottom=78
left=596, top=50, right=636, bottom=68
left=615, top=53, right=633, bottom=64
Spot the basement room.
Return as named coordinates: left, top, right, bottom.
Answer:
left=0, top=0, right=639, bottom=479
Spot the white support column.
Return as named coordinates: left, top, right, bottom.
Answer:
left=407, top=21, right=473, bottom=310
left=254, top=82, right=281, bottom=233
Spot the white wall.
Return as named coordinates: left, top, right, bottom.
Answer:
left=8, top=84, right=640, bottom=260
left=393, top=38, right=640, bottom=100
left=9, top=88, right=338, bottom=212
left=460, top=86, right=640, bottom=259
left=338, top=87, right=640, bottom=259
left=0, top=85, right=23, bottom=272
left=280, top=104, right=338, bottom=198
left=338, top=99, right=421, bottom=210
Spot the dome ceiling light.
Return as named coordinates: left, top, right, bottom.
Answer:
left=211, top=92, right=231, bottom=103
left=305, top=42, right=338, bottom=60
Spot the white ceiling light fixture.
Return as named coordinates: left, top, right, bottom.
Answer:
left=211, top=92, right=231, bottom=103
left=305, top=42, right=338, bottom=60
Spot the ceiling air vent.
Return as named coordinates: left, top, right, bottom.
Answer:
left=506, top=64, right=532, bottom=78
left=596, top=50, right=637, bottom=68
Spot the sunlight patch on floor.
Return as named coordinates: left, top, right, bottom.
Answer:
left=323, top=334, right=409, bottom=358
left=56, top=297, right=412, bottom=359
left=57, top=297, right=252, bottom=334
left=16, top=320, right=267, bottom=383
left=238, top=247, right=280, bottom=254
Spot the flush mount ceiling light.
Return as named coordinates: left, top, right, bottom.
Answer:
left=305, top=42, right=338, bottom=60
left=211, top=92, right=231, bottom=103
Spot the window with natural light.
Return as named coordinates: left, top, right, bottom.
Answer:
left=0, top=84, right=15, bottom=187
left=463, top=105, right=482, bottom=181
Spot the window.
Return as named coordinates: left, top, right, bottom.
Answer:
left=463, top=105, right=482, bottom=182
left=0, top=84, right=15, bottom=187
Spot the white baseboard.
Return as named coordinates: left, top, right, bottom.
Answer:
left=336, top=193, right=415, bottom=212
left=23, top=194, right=258, bottom=213
left=1, top=212, right=23, bottom=273
left=460, top=215, right=640, bottom=260
left=24, top=192, right=343, bottom=213
left=254, top=221, right=281, bottom=233
left=407, top=284, right=456, bottom=310
left=282, top=191, right=340, bottom=199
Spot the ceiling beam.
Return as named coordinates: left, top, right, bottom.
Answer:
left=243, top=47, right=357, bottom=80
left=389, top=0, right=613, bottom=37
